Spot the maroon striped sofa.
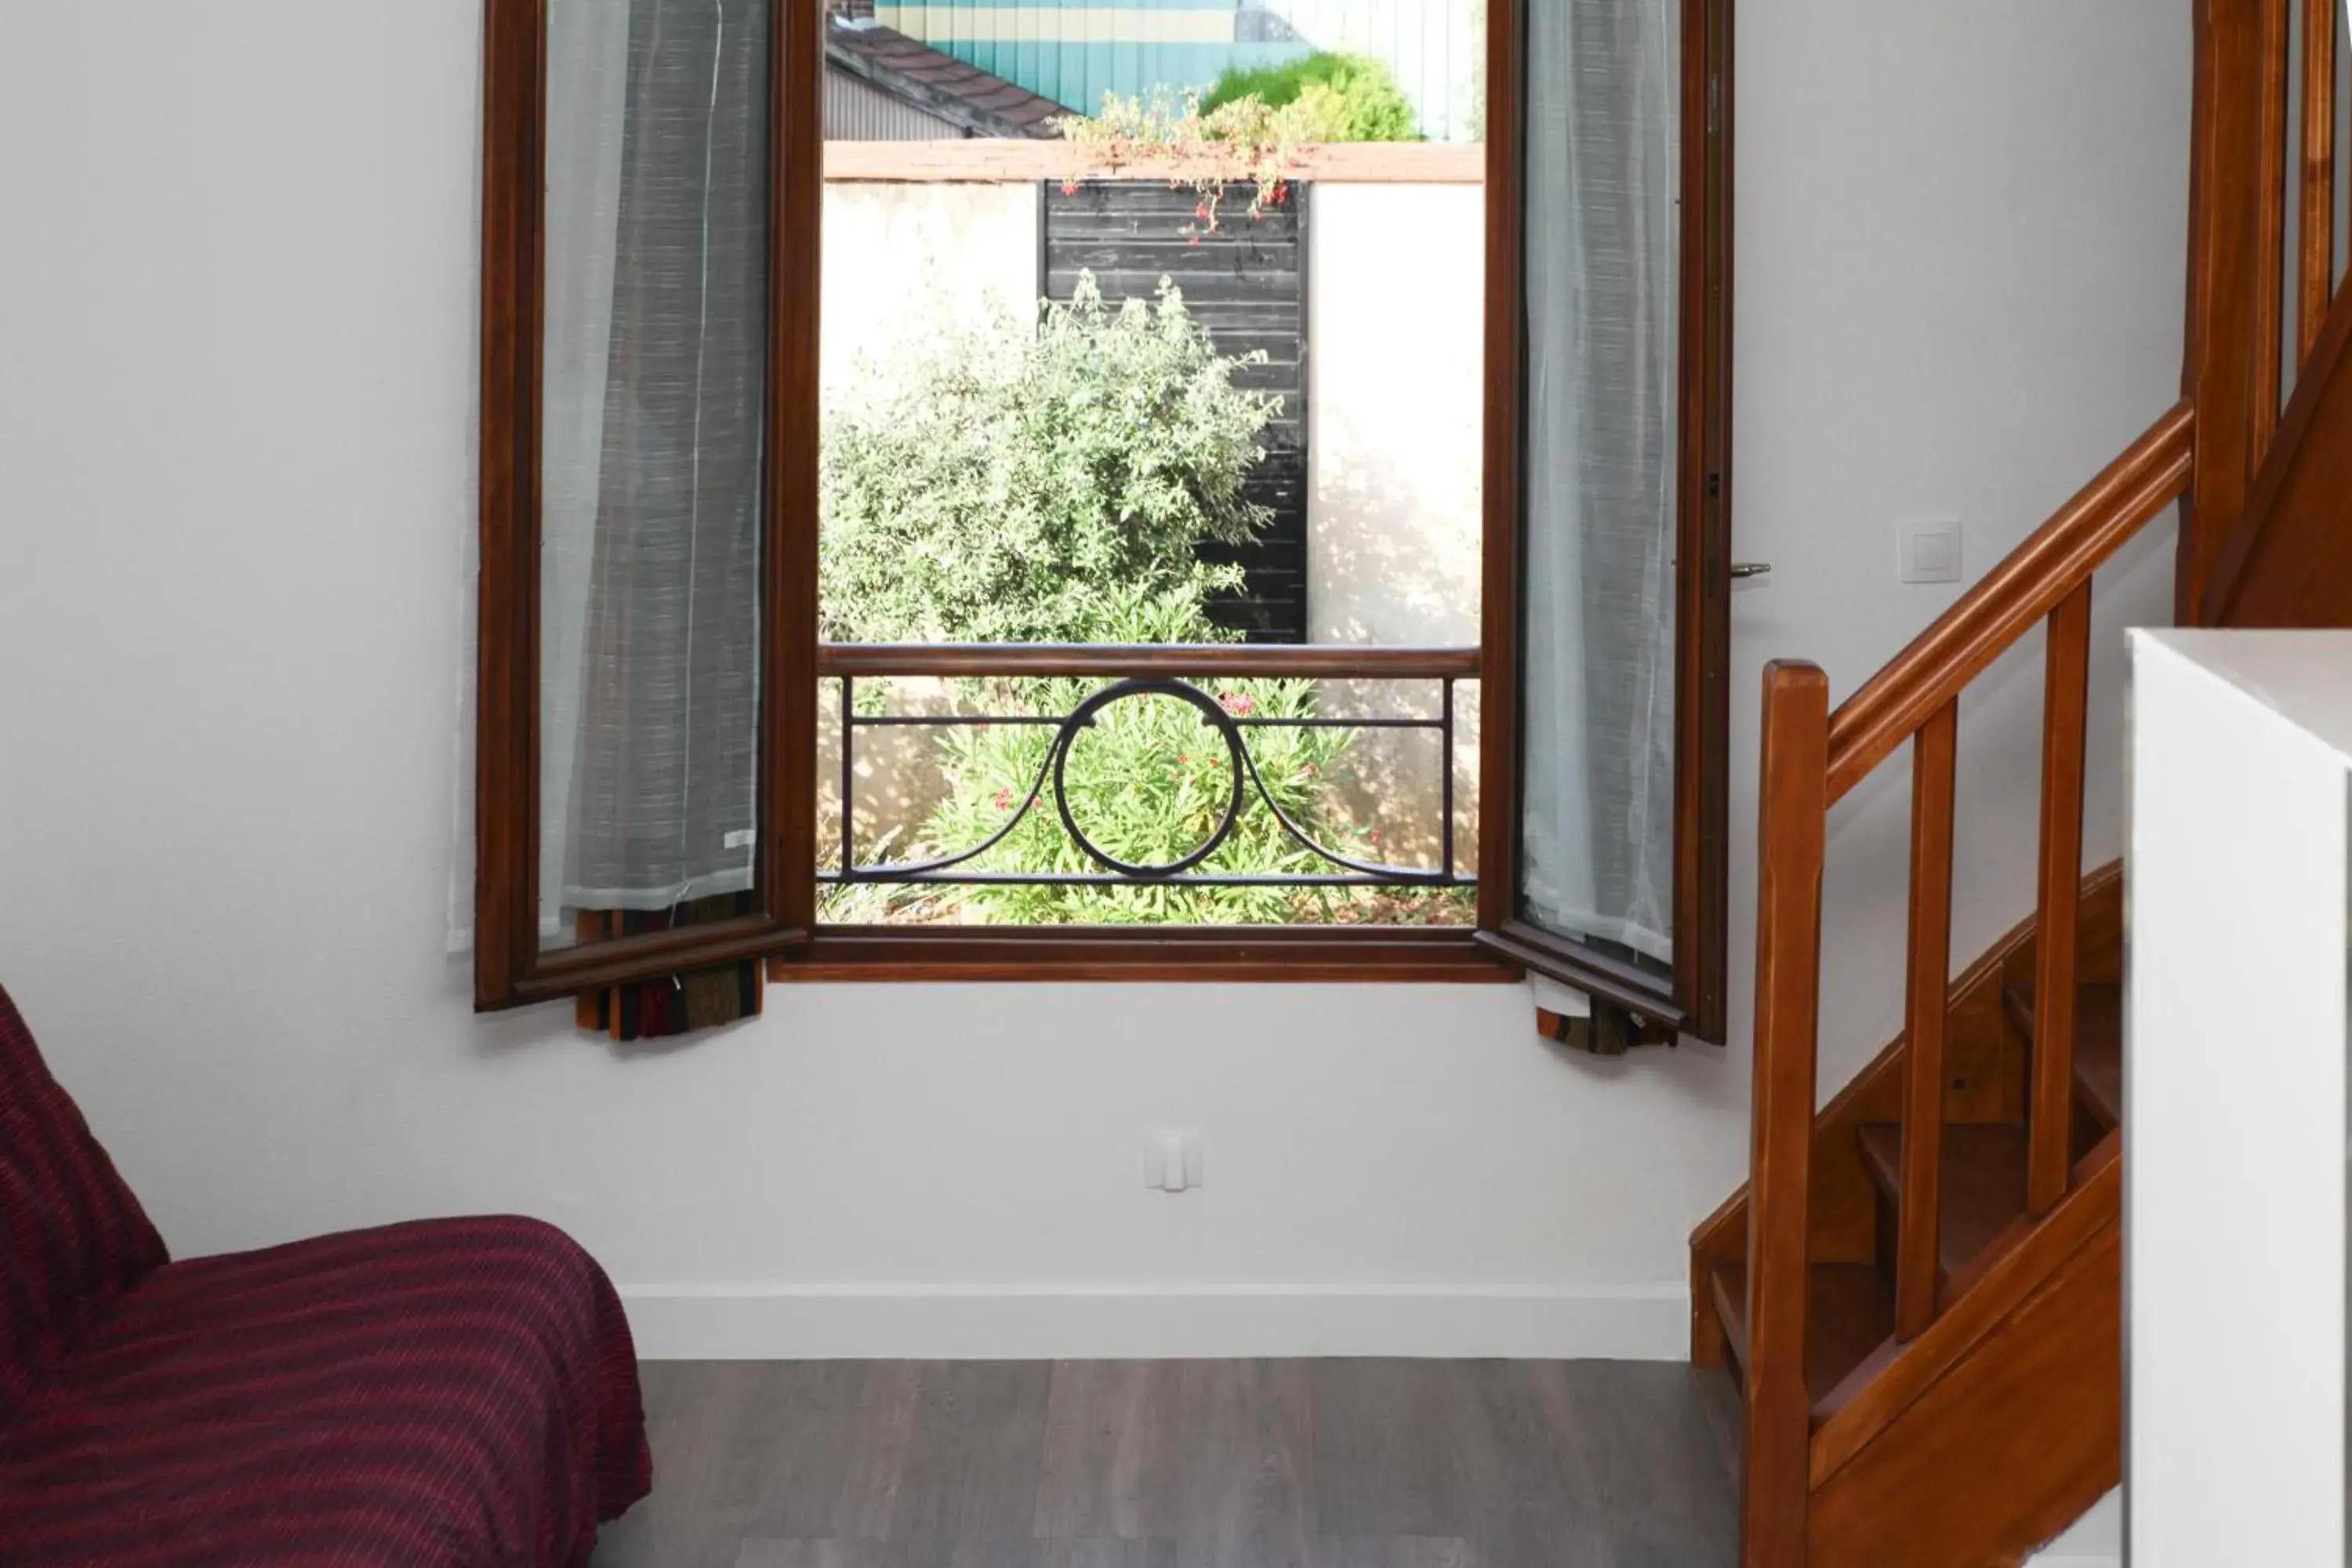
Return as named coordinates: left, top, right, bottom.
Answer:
left=0, top=985, right=652, bottom=1566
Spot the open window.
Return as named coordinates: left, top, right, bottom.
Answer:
left=473, top=0, right=822, bottom=1009
left=1474, top=0, right=1734, bottom=1043
left=474, top=0, right=1732, bottom=1025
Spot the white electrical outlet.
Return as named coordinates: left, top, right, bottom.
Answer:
left=1143, top=1129, right=1204, bottom=1192
left=1899, top=518, right=1964, bottom=585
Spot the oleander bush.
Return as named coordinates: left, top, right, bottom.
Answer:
left=819, top=276, right=1272, bottom=646
left=916, top=590, right=1371, bottom=926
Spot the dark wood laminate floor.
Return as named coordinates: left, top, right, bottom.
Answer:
left=591, top=1360, right=1744, bottom=1568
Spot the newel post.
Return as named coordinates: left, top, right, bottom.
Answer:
left=2179, top=0, right=2273, bottom=621
left=1743, top=660, right=1830, bottom=1568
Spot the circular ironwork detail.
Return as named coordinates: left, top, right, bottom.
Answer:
left=1051, top=677, right=1247, bottom=878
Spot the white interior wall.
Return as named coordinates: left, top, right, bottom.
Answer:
left=0, top=0, right=2190, bottom=1359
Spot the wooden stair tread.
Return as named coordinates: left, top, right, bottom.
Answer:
left=1709, top=1260, right=1894, bottom=1410
left=1857, top=1121, right=2029, bottom=1283
left=2004, top=981, right=2123, bottom=1128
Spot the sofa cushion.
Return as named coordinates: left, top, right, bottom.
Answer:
left=0, top=985, right=169, bottom=1420
left=0, top=1214, right=652, bottom=1568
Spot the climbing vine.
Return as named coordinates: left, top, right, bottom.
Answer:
left=1054, top=89, right=1303, bottom=234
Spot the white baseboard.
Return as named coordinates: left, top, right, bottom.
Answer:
left=619, top=1283, right=1690, bottom=1360
left=2026, top=1491, right=2121, bottom=1567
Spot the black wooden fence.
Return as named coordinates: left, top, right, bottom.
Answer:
left=1041, top=179, right=1310, bottom=644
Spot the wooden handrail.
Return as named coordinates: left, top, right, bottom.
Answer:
left=816, top=643, right=1481, bottom=679
left=1823, top=401, right=2196, bottom=803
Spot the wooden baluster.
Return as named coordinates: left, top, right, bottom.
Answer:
left=2027, top=583, right=2092, bottom=1216
left=2299, top=0, right=2338, bottom=365
left=1742, top=661, right=1829, bottom=1568
left=2254, top=0, right=2292, bottom=459
left=1895, top=700, right=1958, bottom=1340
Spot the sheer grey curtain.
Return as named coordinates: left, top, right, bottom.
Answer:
left=1517, top=0, right=1680, bottom=965
left=540, top=0, right=771, bottom=950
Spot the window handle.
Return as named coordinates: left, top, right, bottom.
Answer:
left=1730, top=561, right=1773, bottom=579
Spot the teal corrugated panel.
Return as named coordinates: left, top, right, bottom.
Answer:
left=891, top=0, right=1480, bottom=132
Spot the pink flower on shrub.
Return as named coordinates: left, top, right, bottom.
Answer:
left=1061, top=180, right=1080, bottom=196
left=993, top=788, right=1013, bottom=812
left=1218, top=690, right=1255, bottom=717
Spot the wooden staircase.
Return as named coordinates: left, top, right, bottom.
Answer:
left=1693, top=869, right=2131, bottom=1567
left=1690, top=4, right=2352, bottom=1563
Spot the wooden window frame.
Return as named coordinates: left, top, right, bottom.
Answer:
left=474, top=0, right=822, bottom=1010
left=1472, top=0, right=1737, bottom=1044
left=474, top=0, right=1734, bottom=1014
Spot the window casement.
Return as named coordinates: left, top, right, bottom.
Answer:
left=474, top=0, right=1734, bottom=1038
left=1475, top=0, right=1738, bottom=1040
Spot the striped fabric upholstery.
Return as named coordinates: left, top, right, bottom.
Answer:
left=0, top=989, right=652, bottom=1566
left=0, top=985, right=169, bottom=1422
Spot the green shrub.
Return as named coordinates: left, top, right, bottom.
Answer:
left=915, top=596, right=1371, bottom=926
left=1203, top=53, right=1421, bottom=143
left=820, top=274, right=1276, bottom=645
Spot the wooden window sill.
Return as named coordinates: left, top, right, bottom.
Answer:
left=769, top=925, right=1520, bottom=984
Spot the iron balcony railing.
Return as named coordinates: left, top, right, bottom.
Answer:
left=818, top=643, right=1479, bottom=892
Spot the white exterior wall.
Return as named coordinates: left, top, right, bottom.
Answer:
left=1306, top=180, right=1484, bottom=867
left=818, top=181, right=1044, bottom=848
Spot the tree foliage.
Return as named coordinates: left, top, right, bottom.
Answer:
left=1202, top=53, right=1421, bottom=143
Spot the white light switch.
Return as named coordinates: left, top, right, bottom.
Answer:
left=1900, top=519, right=1964, bottom=585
